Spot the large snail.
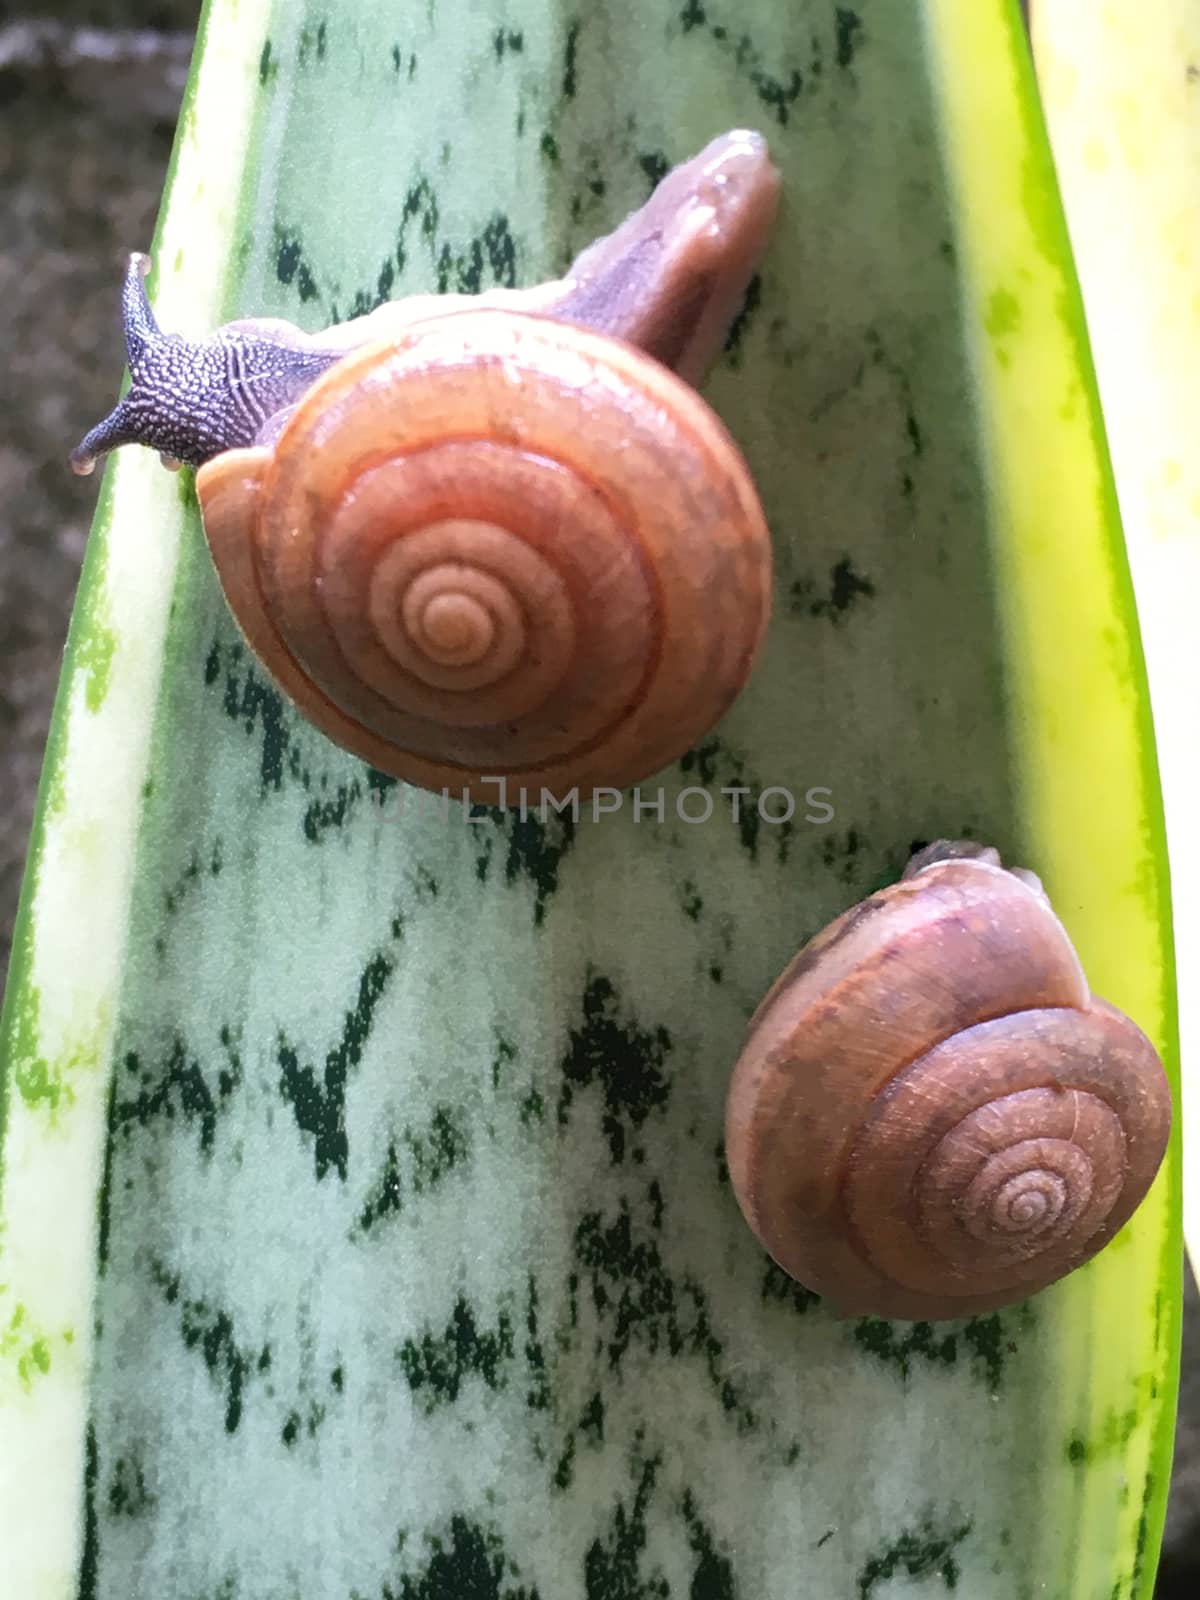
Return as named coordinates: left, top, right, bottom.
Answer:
left=725, top=840, right=1173, bottom=1321
left=72, top=131, right=780, bottom=802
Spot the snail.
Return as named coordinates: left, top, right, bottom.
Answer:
left=724, top=840, right=1173, bottom=1321
left=71, top=130, right=781, bottom=802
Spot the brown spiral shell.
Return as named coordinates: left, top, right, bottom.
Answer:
left=195, top=307, right=772, bottom=800
left=724, top=845, right=1173, bottom=1320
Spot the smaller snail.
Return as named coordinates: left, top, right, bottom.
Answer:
left=725, top=840, right=1173, bottom=1321
left=71, top=131, right=781, bottom=802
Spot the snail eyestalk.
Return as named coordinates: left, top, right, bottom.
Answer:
left=121, top=251, right=160, bottom=367
left=69, top=253, right=340, bottom=475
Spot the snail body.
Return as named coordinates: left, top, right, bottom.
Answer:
left=725, top=841, right=1173, bottom=1321
left=72, top=132, right=781, bottom=801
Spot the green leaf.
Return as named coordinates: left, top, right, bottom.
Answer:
left=0, top=2, right=1179, bottom=1598
left=1031, top=0, right=1199, bottom=1277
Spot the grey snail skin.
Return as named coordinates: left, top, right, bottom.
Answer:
left=724, top=840, right=1173, bottom=1321
left=72, top=131, right=781, bottom=803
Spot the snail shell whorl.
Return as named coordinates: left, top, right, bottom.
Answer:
left=196, top=308, right=772, bottom=798
left=725, top=855, right=1173, bottom=1320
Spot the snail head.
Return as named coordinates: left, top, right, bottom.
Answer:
left=70, top=254, right=338, bottom=474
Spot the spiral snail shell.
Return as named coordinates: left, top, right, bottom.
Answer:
left=71, top=131, right=780, bottom=802
left=725, top=840, right=1173, bottom=1321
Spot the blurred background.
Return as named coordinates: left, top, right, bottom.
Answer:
left=0, top=3, right=1195, bottom=1592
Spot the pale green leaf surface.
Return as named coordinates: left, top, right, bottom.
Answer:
left=0, top=2, right=1180, bottom=1598
left=0, top=6, right=271, bottom=1596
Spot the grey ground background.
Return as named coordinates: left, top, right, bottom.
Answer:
left=0, top=4, right=1196, bottom=1593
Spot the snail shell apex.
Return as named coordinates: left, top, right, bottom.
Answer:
left=725, top=853, right=1173, bottom=1321
left=198, top=308, right=773, bottom=800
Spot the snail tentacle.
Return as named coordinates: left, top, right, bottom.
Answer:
left=70, top=255, right=342, bottom=474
